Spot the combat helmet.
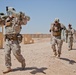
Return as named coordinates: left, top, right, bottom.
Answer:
left=54, top=18, right=59, bottom=23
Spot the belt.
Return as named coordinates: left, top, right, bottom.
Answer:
left=5, top=34, right=17, bottom=40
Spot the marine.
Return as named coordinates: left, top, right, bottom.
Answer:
left=0, top=6, right=30, bottom=74
left=50, top=18, right=66, bottom=58
left=67, top=24, right=75, bottom=50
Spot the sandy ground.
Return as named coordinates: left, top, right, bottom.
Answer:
left=0, top=38, right=76, bottom=75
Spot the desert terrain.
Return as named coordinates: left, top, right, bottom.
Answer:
left=0, top=38, right=76, bottom=75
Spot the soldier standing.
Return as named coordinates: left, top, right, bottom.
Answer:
left=49, top=18, right=66, bottom=58
left=67, top=24, right=74, bottom=50
left=3, top=6, right=30, bottom=74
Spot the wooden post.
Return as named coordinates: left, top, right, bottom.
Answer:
left=2, top=25, right=4, bottom=48
left=0, top=25, right=4, bottom=49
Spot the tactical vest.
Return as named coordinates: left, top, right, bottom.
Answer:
left=5, top=18, right=23, bottom=43
left=5, top=17, right=21, bottom=34
left=52, top=23, right=61, bottom=36
left=67, top=29, right=73, bottom=37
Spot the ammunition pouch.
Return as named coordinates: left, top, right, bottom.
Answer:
left=5, top=34, right=23, bottom=43
left=16, top=34, right=23, bottom=43
left=6, top=22, right=12, bottom=27
left=5, top=34, right=17, bottom=41
left=53, top=31, right=61, bottom=36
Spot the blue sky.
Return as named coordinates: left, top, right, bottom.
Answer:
left=0, top=0, right=76, bottom=34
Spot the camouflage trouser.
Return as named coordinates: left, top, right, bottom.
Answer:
left=68, top=36, right=73, bottom=49
left=51, top=36, right=63, bottom=56
left=4, top=39, right=25, bottom=68
left=65, top=34, right=68, bottom=43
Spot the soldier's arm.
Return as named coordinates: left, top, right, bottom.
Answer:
left=72, top=29, right=75, bottom=34
left=60, top=23, right=66, bottom=30
left=49, top=23, right=54, bottom=32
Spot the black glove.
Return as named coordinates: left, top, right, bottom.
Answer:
left=49, top=29, right=51, bottom=32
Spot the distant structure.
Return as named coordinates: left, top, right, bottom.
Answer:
left=24, top=34, right=34, bottom=44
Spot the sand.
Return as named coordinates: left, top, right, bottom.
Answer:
left=0, top=38, right=76, bottom=75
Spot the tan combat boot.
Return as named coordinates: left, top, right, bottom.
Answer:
left=3, top=67, right=12, bottom=74
left=21, top=60, right=26, bottom=69
left=54, top=52, right=57, bottom=57
left=57, top=51, right=61, bottom=58
left=58, top=54, right=60, bottom=58
left=68, top=46, right=72, bottom=51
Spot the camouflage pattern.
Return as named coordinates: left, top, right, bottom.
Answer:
left=5, top=40, right=25, bottom=68
left=51, top=36, right=63, bottom=57
left=50, top=21, right=66, bottom=57
left=0, top=6, right=30, bottom=69
left=67, top=28, right=75, bottom=50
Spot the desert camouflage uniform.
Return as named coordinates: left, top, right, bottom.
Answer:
left=4, top=16, right=25, bottom=68
left=50, top=21, right=66, bottom=57
left=67, top=28, right=74, bottom=50
left=1, top=6, right=30, bottom=74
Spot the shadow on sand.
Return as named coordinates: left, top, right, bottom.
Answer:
left=72, top=48, right=76, bottom=50
left=11, top=67, right=47, bottom=74
left=60, top=57, right=76, bottom=65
